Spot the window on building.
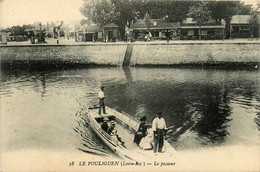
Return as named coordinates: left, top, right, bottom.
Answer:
left=201, top=30, right=207, bottom=35
left=154, top=31, right=159, bottom=37
left=208, top=29, right=214, bottom=36
left=150, top=30, right=159, bottom=37
left=182, top=30, right=188, bottom=36
left=232, top=26, right=239, bottom=33
left=188, top=30, right=194, bottom=36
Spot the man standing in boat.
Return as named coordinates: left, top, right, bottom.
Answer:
left=98, top=86, right=106, bottom=115
left=152, top=111, right=166, bottom=153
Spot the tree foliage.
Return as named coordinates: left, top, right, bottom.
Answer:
left=236, top=2, right=252, bottom=15
left=144, top=13, right=151, bottom=30
left=249, top=11, right=260, bottom=27
left=188, top=2, right=211, bottom=40
left=207, top=1, right=252, bottom=38
left=80, top=0, right=253, bottom=30
left=249, top=10, right=260, bottom=37
left=80, top=0, right=120, bottom=27
left=9, top=25, right=32, bottom=35
left=111, top=0, right=137, bottom=26
left=207, top=1, right=248, bottom=25
left=130, top=0, right=197, bottom=23
left=188, top=2, right=211, bottom=25
left=164, top=1, right=198, bottom=23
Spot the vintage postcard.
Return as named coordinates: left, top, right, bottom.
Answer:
left=1, top=0, right=260, bottom=171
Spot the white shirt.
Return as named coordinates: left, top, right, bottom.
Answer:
left=98, top=90, right=105, bottom=99
left=152, top=117, right=166, bottom=131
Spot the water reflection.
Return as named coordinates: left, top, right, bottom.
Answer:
left=189, top=82, right=231, bottom=144
left=0, top=67, right=259, bottom=154
left=73, top=109, right=112, bottom=156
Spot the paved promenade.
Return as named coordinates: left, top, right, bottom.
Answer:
left=3, top=37, right=260, bottom=46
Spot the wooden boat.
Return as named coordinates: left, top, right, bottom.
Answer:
left=83, top=106, right=176, bottom=161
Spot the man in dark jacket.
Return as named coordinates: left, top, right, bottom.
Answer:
left=101, top=117, right=109, bottom=132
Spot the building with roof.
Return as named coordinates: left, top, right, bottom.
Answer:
left=78, top=23, right=103, bottom=42
left=131, top=19, right=180, bottom=41
left=77, top=21, right=122, bottom=42
left=180, top=18, right=225, bottom=40
left=78, top=22, right=121, bottom=42
left=103, top=23, right=121, bottom=42
left=0, top=29, right=8, bottom=44
left=131, top=18, right=225, bottom=41
left=230, top=15, right=260, bottom=38
left=230, top=15, right=251, bottom=38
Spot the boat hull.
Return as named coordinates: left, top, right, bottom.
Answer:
left=84, top=106, right=176, bottom=161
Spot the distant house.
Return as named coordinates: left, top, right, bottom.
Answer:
left=230, top=15, right=251, bottom=38
left=180, top=18, right=225, bottom=40
left=103, top=23, right=121, bottom=42
left=0, top=29, right=7, bottom=44
left=230, top=15, right=260, bottom=38
left=25, top=29, right=40, bottom=37
left=25, top=29, right=42, bottom=43
left=78, top=23, right=103, bottom=42
left=131, top=19, right=180, bottom=40
left=131, top=18, right=225, bottom=40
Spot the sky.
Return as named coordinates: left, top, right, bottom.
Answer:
left=0, top=0, right=86, bottom=28
left=0, top=0, right=259, bottom=28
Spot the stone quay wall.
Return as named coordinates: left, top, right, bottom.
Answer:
left=1, top=42, right=260, bottom=68
left=1, top=44, right=127, bottom=67
left=130, top=43, right=260, bottom=66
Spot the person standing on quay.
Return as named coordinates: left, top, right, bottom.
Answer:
left=152, top=111, right=166, bottom=153
left=98, top=86, right=106, bottom=115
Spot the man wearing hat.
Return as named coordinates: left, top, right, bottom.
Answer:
left=108, top=121, right=125, bottom=146
left=107, top=120, right=116, bottom=135
left=101, top=117, right=109, bottom=132
left=98, top=86, right=106, bottom=115
left=152, top=111, right=166, bottom=153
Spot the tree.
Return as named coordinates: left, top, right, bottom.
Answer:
left=10, top=25, right=32, bottom=36
left=144, top=13, right=151, bottom=32
left=130, top=0, right=197, bottom=23
left=249, top=11, right=260, bottom=37
left=111, top=0, right=136, bottom=26
left=130, top=0, right=151, bottom=20
left=165, top=1, right=198, bottom=23
left=80, top=0, right=120, bottom=27
left=80, top=19, right=90, bottom=26
left=236, top=2, right=252, bottom=15
left=188, top=2, right=211, bottom=40
left=207, top=1, right=252, bottom=38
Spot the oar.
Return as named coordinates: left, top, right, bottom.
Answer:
left=164, top=125, right=176, bottom=134
left=166, top=120, right=196, bottom=141
left=82, top=142, right=108, bottom=154
left=165, top=126, right=181, bottom=135
left=77, top=148, right=108, bottom=156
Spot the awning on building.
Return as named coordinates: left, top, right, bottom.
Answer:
left=132, top=19, right=179, bottom=30
left=25, top=29, right=40, bottom=32
left=79, top=24, right=102, bottom=34
left=103, top=23, right=119, bottom=28
left=133, top=27, right=178, bottom=30
left=180, top=25, right=225, bottom=29
left=231, top=15, right=251, bottom=24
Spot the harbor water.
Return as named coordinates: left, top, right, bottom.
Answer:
left=1, top=67, right=259, bottom=171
